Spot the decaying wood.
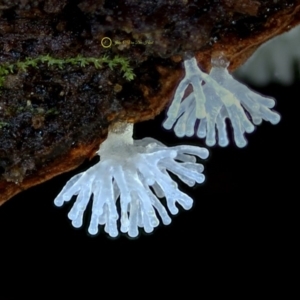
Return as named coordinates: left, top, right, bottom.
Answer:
left=1, top=0, right=300, bottom=204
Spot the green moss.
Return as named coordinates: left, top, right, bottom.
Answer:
left=0, top=54, right=136, bottom=90
left=0, top=121, right=8, bottom=129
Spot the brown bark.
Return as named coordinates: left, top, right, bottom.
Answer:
left=1, top=0, right=300, bottom=204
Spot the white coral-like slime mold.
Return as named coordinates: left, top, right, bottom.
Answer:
left=54, top=123, right=208, bottom=238
left=163, top=56, right=281, bottom=147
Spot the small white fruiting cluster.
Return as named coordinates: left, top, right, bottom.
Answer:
left=54, top=123, right=208, bottom=238
left=163, top=56, right=280, bottom=147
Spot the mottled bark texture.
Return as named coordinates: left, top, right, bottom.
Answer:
left=1, top=0, right=300, bottom=204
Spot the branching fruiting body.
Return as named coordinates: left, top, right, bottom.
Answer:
left=163, top=56, right=280, bottom=147
left=54, top=123, right=208, bottom=237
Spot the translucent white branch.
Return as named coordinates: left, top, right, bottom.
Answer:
left=54, top=123, right=209, bottom=238
left=163, top=56, right=281, bottom=147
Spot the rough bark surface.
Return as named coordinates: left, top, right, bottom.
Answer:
left=1, top=0, right=300, bottom=204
